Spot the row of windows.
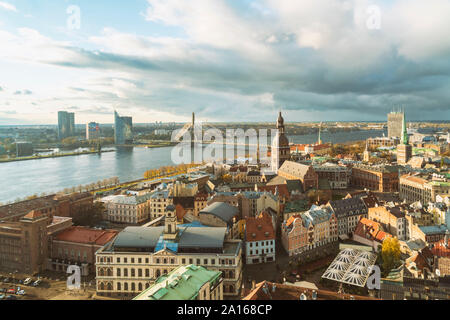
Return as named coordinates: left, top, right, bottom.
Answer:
left=98, top=256, right=237, bottom=266
left=249, top=241, right=274, bottom=247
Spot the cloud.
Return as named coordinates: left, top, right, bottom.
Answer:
left=0, top=1, right=16, bottom=12
left=0, top=1, right=449, bottom=122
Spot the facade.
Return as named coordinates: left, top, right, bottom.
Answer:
left=193, top=193, right=209, bottom=217
left=278, top=161, right=319, bottom=191
left=271, top=112, right=290, bottom=173
left=0, top=211, right=51, bottom=274
left=350, top=164, right=399, bottom=192
left=114, top=110, right=133, bottom=145
left=58, top=111, right=75, bottom=140
left=104, top=194, right=152, bottom=224
left=313, top=163, right=350, bottom=189
left=48, top=226, right=118, bottom=276
left=352, top=218, right=392, bottom=250
left=245, top=211, right=276, bottom=264
left=400, top=174, right=450, bottom=204
left=388, top=111, right=404, bottom=139
left=367, top=136, right=400, bottom=148
left=95, top=212, right=243, bottom=298
left=86, top=122, right=100, bottom=140
left=368, top=206, right=410, bottom=240
left=326, top=197, right=368, bottom=238
left=149, top=190, right=173, bottom=220
left=281, top=205, right=338, bottom=257
left=133, top=264, right=223, bottom=300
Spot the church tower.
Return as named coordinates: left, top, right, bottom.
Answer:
left=271, top=111, right=290, bottom=172
left=363, top=140, right=370, bottom=163
left=397, top=111, right=412, bottom=165
left=163, top=205, right=178, bottom=240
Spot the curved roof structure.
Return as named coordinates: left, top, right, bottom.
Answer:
left=322, top=248, right=377, bottom=288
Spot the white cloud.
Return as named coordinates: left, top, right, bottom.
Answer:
left=0, top=1, right=17, bottom=12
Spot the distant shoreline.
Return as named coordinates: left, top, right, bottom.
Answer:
left=0, top=150, right=115, bottom=163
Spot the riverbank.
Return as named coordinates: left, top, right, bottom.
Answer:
left=0, top=149, right=115, bottom=163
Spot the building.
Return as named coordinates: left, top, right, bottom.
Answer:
left=243, top=281, right=378, bottom=300
left=271, top=112, right=290, bottom=173
left=114, top=110, right=133, bottom=145
left=103, top=194, right=152, bottom=224
left=388, top=111, right=404, bottom=139
left=326, top=197, right=368, bottom=238
left=277, top=161, right=319, bottom=191
left=400, top=173, right=450, bottom=204
left=245, top=211, right=276, bottom=264
left=367, top=136, right=400, bottom=148
left=58, top=111, right=75, bottom=140
left=368, top=205, right=410, bottom=240
left=133, top=264, right=223, bottom=300
left=313, top=163, right=350, bottom=189
left=352, top=218, right=392, bottom=250
left=0, top=192, right=94, bottom=222
left=0, top=211, right=51, bottom=274
left=431, top=232, right=450, bottom=276
left=15, top=142, right=33, bottom=157
left=48, top=226, right=118, bottom=276
left=149, top=190, right=173, bottom=220
left=350, top=164, right=399, bottom=192
left=281, top=205, right=338, bottom=258
left=397, top=112, right=412, bottom=165
left=95, top=206, right=243, bottom=298
left=198, top=202, right=240, bottom=239
left=86, top=122, right=100, bottom=140
left=193, top=193, right=209, bottom=217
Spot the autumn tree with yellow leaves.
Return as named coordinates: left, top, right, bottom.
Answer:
left=381, top=237, right=401, bottom=273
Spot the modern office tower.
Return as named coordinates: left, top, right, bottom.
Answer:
left=114, top=111, right=133, bottom=145
left=397, top=112, right=412, bottom=165
left=387, top=111, right=404, bottom=138
left=58, top=111, right=75, bottom=140
left=86, top=122, right=100, bottom=140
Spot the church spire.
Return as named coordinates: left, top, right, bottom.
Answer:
left=401, top=111, right=408, bottom=145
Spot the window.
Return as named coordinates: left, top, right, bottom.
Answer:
left=204, top=259, right=208, bottom=265
left=145, top=258, right=149, bottom=264
left=117, top=269, right=121, bottom=277
left=131, top=283, right=136, bottom=292
left=182, top=258, right=186, bottom=264
left=131, top=258, right=135, bottom=263
left=138, top=258, right=142, bottom=264
left=124, top=258, right=128, bottom=263
left=196, top=259, right=201, bottom=265
left=131, top=269, right=135, bottom=277
left=145, top=269, right=149, bottom=277
left=117, top=283, right=121, bottom=291
left=124, top=269, right=128, bottom=277
left=138, top=269, right=142, bottom=277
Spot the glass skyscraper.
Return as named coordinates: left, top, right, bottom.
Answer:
left=114, top=111, right=133, bottom=145
left=58, top=111, right=75, bottom=140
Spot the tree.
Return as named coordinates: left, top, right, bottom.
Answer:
left=381, top=237, right=401, bottom=273
left=72, top=202, right=104, bottom=227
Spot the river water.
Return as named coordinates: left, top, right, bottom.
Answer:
left=0, top=129, right=386, bottom=202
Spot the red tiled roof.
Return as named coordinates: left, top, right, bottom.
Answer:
left=258, top=184, right=290, bottom=200
left=431, top=239, right=450, bottom=258
left=55, top=226, right=118, bottom=245
left=354, top=218, right=392, bottom=242
left=246, top=213, right=275, bottom=242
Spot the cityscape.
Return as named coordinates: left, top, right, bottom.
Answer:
left=0, top=0, right=450, bottom=308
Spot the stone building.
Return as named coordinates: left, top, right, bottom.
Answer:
left=271, top=112, right=290, bottom=173
left=350, top=164, right=399, bottom=192
left=277, top=161, right=319, bottom=191
left=95, top=206, right=243, bottom=299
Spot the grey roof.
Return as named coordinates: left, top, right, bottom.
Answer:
left=199, top=202, right=238, bottom=223
left=112, top=226, right=164, bottom=249
left=106, top=226, right=227, bottom=252
left=178, top=227, right=227, bottom=249
left=328, top=198, right=368, bottom=218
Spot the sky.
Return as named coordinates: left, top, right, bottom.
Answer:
left=0, top=0, right=449, bottom=125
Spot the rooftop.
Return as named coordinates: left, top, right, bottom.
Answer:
left=133, top=265, right=221, bottom=300
left=55, top=226, right=118, bottom=246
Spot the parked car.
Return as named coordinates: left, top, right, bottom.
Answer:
left=23, top=278, right=32, bottom=285
left=32, top=279, right=42, bottom=287
left=0, top=294, right=5, bottom=300
left=2, top=278, right=10, bottom=283
left=16, top=290, right=26, bottom=296
left=0, top=288, right=6, bottom=293
left=5, top=294, right=17, bottom=300
left=7, top=288, right=15, bottom=294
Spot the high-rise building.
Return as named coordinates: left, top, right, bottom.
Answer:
left=397, top=112, right=412, bottom=165
left=271, top=112, right=290, bottom=173
left=86, top=122, right=100, bottom=140
left=387, top=111, right=404, bottom=138
left=58, top=111, right=75, bottom=140
left=114, top=111, right=133, bottom=145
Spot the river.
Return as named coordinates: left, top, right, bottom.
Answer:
left=0, top=129, right=386, bottom=202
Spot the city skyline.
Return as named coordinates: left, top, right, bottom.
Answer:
left=0, top=1, right=449, bottom=125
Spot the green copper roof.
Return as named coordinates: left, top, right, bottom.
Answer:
left=401, top=112, right=408, bottom=145
left=133, top=265, right=221, bottom=300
